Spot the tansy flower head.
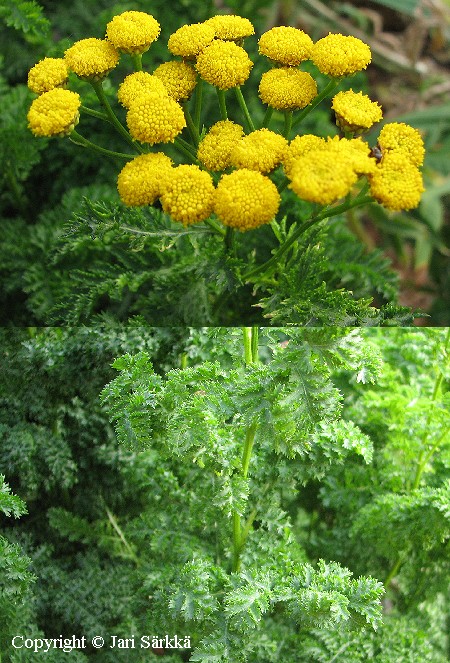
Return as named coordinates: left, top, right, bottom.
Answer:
left=196, top=40, right=253, bottom=90
left=326, top=135, right=376, bottom=175
left=312, top=33, right=371, bottom=77
left=231, top=129, right=288, bottom=173
left=27, top=88, right=80, bottom=137
left=161, top=165, right=215, bottom=225
left=369, top=151, right=424, bottom=211
left=283, top=134, right=326, bottom=176
left=258, top=26, right=313, bottom=66
left=332, top=89, right=382, bottom=133
left=153, top=61, right=197, bottom=102
left=205, top=15, right=254, bottom=41
left=288, top=148, right=358, bottom=204
left=106, top=11, right=160, bottom=55
left=118, top=72, right=167, bottom=108
left=214, top=169, right=280, bottom=231
left=126, top=94, right=186, bottom=145
left=259, top=68, right=317, bottom=110
left=65, top=38, right=119, bottom=81
left=117, top=153, right=173, bottom=206
left=197, top=120, right=244, bottom=171
left=27, top=58, right=68, bottom=95
left=378, top=122, right=425, bottom=167
left=168, top=23, right=215, bottom=59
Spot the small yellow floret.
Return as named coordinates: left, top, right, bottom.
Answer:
left=258, top=27, right=313, bottom=66
left=168, top=23, right=215, bottom=58
left=118, top=72, right=167, bottom=108
left=65, top=38, right=119, bottom=80
left=205, top=15, right=254, bottom=41
left=231, top=129, right=288, bottom=173
left=214, top=169, right=280, bottom=231
left=27, top=58, right=68, bottom=94
left=153, top=61, right=197, bottom=102
left=378, top=122, right=425, bottom=167
left=259, top=68, right=317, bottom=110
left=27, top=88, right=80, bottom=137
left=106, top=11, right=160, bottom=55
left=369, top=151, right=424, bottom=211
left=283, top=134, right=326, bottom=176
left=312, top=33, right=371, bottom=77
left=196, top=40, right=253, bottom=90
left=161, top=165, right=215, bottom=225
left=126, top=94, right=186, bottom=145
left=197, top=120, right=244, bottom=171
left=332, top=89, right=382, bottom=133
left=326, top=135, right=376, bottom=175
left=117, top=153, right=173, bottom=206
left=288, top=148, right=358, bottom=204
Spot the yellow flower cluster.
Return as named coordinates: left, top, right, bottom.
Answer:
left=230, top=129, right=288, bottom=173
left=168, top=23, right=215, bottom=58
left=106, top=11, right=160, bottom=55
left=153, top=61, right=197, bottom=102
left=117, top=153, right=173, bottom=206
left=27, top=88, right=80, bottom=137
left=332, top=90, right=382, bottom=133
left=283, top=134, right=327, bottom=176
left=161, top=165, right=215, bottom=225
left=259, top=68, right=317, bottom=110
left=126, top=93, right=186, bottom=145
left=205, top=15, right=254, bottom=41
left=312, top=33, right=371, bottom=77
left=197, top=120, right=244, bottom=171
left=214, top=170, right=280, bottom=230
left=64, top=38, right=119, bottom=80
left=118, top=72, right=167, bottom=108
left=258, top=26, right=313, bottom=66
left=27, top=58, right=68, bottom=95
left=196, top=39, right=253, bottom=90
left=378, top=122, right=425, bottom=167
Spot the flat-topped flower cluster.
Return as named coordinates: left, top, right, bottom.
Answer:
left=26, top=11, right=426, bottom=231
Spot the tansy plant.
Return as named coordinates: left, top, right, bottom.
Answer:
left=26, top=11, right=426, bottom=324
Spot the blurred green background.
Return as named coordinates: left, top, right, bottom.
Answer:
left=1, top=0, right=449, bottom=324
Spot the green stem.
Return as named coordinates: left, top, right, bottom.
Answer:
left=243, top=194, right=374, bottom=282
left=225, top=226, right=236, bottom=254
left=261, top=106, right=274, bottom=129
left=234, top=86, right=255, bottom=132
left=90, top=79, right=143, bottom=153
left=216, top=88, right=228, bottom=121
left=277, top=176, right=290, bottom=194
left=241, top=422, right=258, bottom=479
left=384, top=556, right=404, bottom=589
left=69, top=130, right=135, bottom=159
left=80, top=105, right=109, bottom=121
left=283, top=111, right=293, bottom=139
left=204, top=217, right=227, bottom=237
left=173, top=137, right=200, bottom=164
left=183, top=102, right=200, bottom=146
left=130, top=53, right=143, bottom=71
left=193, top=77, right=203, bottom=130
left=291, top=78, right=340, bottom=130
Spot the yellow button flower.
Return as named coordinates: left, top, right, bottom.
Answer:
left=214, top=169, right=280, bottom=231
left=27, top=88, right=80, bottom=137
left=205, top=15, right=254, bottom=41
left=326, top=135, right=376, bottom=175
left=283, top=134, right=326, bottom=177
left=332, top=89, right=382, bottom=133
left=258, top=26, right=313, bottom=66
left=153, top=61, right=197, bottom=102
left=378, top=122, right=425, bottom=167
left=259, top=68, right=317, bottom=110
left=288, top=149, right=358, bottom=204
left=126, top=94, right=186, bottom=145
left=106, top=11, right=160, bottom=55
left=117, top=153, right=173, bottom=206
left=65, top=38, right=119, bottom=81
left=168, top=23, right=215, bottom=58
left=196, top=40, right=253, bottom=90
left=197, top=120, right=244, bottom=171
left=231, top=129, right=288, bottom=173
left=161, top=165, right=215, bottom=225
left=118, top=72, right=167, bottom=108
left=312, top=33, right=371, bottom=77
left=27, top=58, right=68, bottom=95
left=369, top=151, right=424, bottom=211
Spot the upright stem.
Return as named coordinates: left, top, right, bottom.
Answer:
left=234, top=86, right=255, bottom=132
left=217, top=88, right=228, bottom=121
left=291, top=78, right=340, bottom=130
left=193, top=77, right=203, bottom=130
left=232, top=327, right=259, bottom=574
left=183, top=102, right=200, bottom=147
left=69, top=130, right=135, bottom=159
left=131, top=53, right=143, bottom=71
left=283, top=111, right=293, bottom=139
left=90, top=80, right=143, bottom=153
left=261, top=106, right=274, bottom=129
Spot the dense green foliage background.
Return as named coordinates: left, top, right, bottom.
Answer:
left=1, top=0, right=449, bottom=324
left=1, top=326, right=449, bottom=661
